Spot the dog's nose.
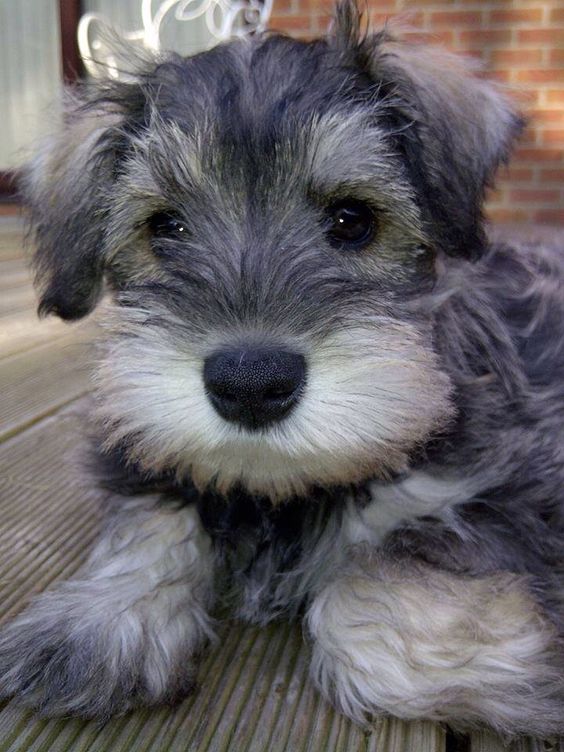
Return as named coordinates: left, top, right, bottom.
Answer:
left=203, top=348, right=306, bottom=429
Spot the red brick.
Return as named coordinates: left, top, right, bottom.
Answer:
left=487, top=208, right=529, bottom=223
left=368, top=12, right=395, bottom=26
left=510, top=189, right=561, bottom=203
left=487, top=187, right=506, bottom=204
left=403, top=30, right=455, bottom=46
left=546, top=91, right=564, bottom=107
left=515, top=128, right=537, bottom=145
left=542, top=130, right=564, bottom=145
left=300, top=0, right=332, bottom=9
left=400, top=10, right=425, bottom=26
left=452, top=0, right=511, bottom=3
left=460, top=49, right=487, bottom=61
left=497, top=167, right=534, bottom=182
left=402, top=0, right=454, bottom=5
left=430, top=11, right=482, bottom=26
left=490, top=49, right=543, bottom=67
left=550, top=7, right=564, bottom=23
left=517, top=90, right=541, bottom=107
left=540, top=169, right=564, bottom=182
left=518, top=29, right=564, bottom=46
left=533, top=209, right=564, bottom=225
left=515, top=69, right=564, bottom=85
left=268, top=14, right=313, bottom=31
left=490, top=9, right=543, bottom=24
left=530, top=110, right=564, bottom=125
left=488, top=70, right=512, bottom=84
left=270, top=0, right=295, bottom=13
left=550, top=49, right=564, bottom=66
left=359, top=0, right=397, bottom=9
left=460, top=29, right=512, bottom=46
left=515, top=147, right=564, bottom=163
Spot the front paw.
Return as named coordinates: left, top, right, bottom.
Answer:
left=308, top=566, right=564, bottom=736
left=0, top=579, right=211, bottom=718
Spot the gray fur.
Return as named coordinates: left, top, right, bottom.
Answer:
left=0, top=496, right=214, bottom=718
left=4, top=0, right=563, bottom=734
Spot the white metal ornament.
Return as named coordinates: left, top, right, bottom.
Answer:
left=78, top=0, right=273, bottom=78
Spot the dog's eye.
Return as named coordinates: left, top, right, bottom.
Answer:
left=147, top=212, right=187, bottom=240
left=325, top=200, right=376, bottom=250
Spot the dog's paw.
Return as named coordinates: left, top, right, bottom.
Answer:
left=0, top=579, right=211, bottom=718
left=308, top=567, right=564, bottom=736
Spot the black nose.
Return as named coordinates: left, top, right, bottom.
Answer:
left=203, top=348, right=306, bottom=429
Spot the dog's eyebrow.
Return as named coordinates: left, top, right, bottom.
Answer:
left=307, top=111, right=403, bottom=177
left=303, top=110, right=421, bottom=218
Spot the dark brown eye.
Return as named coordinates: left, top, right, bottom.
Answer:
left=325, top=199, right=376, bottom=250
left=147, top=212, right=187, bottom=239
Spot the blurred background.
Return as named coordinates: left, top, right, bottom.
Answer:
left=0, top=0, right=562, bottom=225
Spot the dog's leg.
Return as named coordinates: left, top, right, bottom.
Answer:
left=0, top=494, right=215, bottom=718
left=308, top=554, right=564, bottom=735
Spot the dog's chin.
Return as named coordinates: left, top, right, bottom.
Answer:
left=185, top=438, right=411, bottom=502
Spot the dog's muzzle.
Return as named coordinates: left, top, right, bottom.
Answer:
left=203, top=347, right=306, bottom=430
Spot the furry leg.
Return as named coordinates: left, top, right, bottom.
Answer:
left=307, top=553, right=564, bottom=735
left=0, top=495, right=215, bottom=718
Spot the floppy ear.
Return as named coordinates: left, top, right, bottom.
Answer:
left=331, top=0, right=524, bottom=258
left=21, top=85, right=145, bottom=320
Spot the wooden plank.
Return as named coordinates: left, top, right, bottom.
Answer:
left=470, top=730, right=509, bottom=752
left=0, top=259, right=30, bottom=290
left=470, top=729, right=563, bottom=751
left=0, top=328, right=97, bottom=441
left=0, top=219, right=25, bottom=262
left=511, top=739, right=564, bottom=752
left=377, top=718, right=446, bottom=752
left=0, top=285, right=37, bottom=316
left=0, top=253, right=94, bottom=359
left=0, top=310, right=79, bottom=359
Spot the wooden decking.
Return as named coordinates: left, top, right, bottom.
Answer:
left=0, top=214, right=561, bottom=752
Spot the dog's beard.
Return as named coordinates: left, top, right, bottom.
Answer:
left=95, top=305, right=454, bottom=500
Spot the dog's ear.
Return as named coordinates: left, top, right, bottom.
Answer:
left=330, top=0, right=524, bottom=258
left=21, top=84, right=146, bottom=320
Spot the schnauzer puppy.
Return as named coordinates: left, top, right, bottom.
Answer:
left=2, top=0, right=563, bottom=735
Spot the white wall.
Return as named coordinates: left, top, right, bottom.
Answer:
left=0, top=0, right=216, bottom=171
left=82, top=0, right=213, bottom=60
left=0, top=0, right=62, bottom=170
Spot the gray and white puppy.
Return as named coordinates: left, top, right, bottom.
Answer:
left=2, top=0, right=564, bottom=735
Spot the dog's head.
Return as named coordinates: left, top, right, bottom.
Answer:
left=23, top=1, right=522, bottom=499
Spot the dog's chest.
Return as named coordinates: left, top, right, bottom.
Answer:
left=195, top=487, right=356, bottom=622
left=196, top=490, right=306, bottom=569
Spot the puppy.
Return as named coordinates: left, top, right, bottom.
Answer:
left=2, top=0, right=563, bottom=735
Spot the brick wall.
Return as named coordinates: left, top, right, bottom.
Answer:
left=269, top=0, right=564, bottom=225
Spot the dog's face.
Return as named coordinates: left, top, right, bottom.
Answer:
left=24, top=2, right=521, bottom=499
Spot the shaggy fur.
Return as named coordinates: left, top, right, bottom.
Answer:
left=3, top=0, right=563, bottom=733
left=0, top=497, right=215, bottom=716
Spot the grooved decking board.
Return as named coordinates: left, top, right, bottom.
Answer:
left=0, top=259, right=30, bottom=290
left=0, top=286, right=37, bottom=317
left=0, top=333, right=96, bottom=441
left=0, top=219, right=25, bottom=262
left=0, top=311, right=79, bottom=359
left=0, top=407, right=446, bottom=752
left=0, top=235, right=91, bottom=360
left=471, top=732, right=564, bottom=752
